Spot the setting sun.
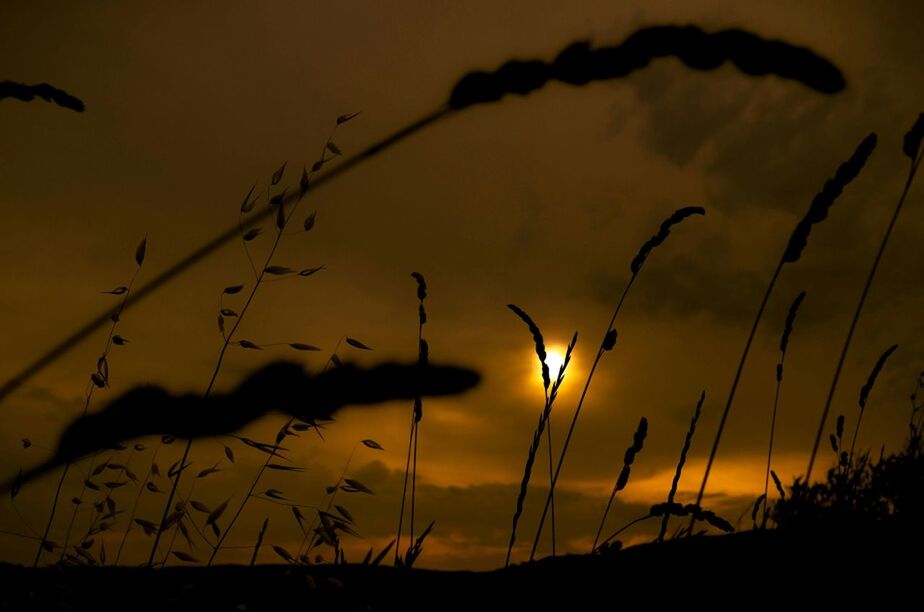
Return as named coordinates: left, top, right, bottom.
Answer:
left=526, top=344, right=569, bottom=392
left=545, top=346, right=566, bottom=380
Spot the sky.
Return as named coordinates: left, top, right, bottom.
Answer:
left=1, top=1, right=924, bottom=570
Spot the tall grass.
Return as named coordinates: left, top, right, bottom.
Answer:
left=693, top=134, right=877, bottom=526
left=762, top=291, right=806, bottom=525
left=530, top=206, right=704, bottom=560
left=657, top=391, right=704, bottom=542
left=149, top=119, right=351, bottom=567
left=806, top=114, right=923, bottom=482
left=298, top=438, right=381, bottom=564
left=503, top=303, right=575, bottom=567
left=848, top=344, right=898, bottom=467
left=396, top=272, right=429, bottom=564
left=115, top=441, right=164, bottom=563
left=592, top=416, right=648, bottom=551
left=0, top=26, right=868, bottom=569
left=32, top=237, right=146, bottom=567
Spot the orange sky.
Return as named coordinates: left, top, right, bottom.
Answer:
left=2, top=1, right=924, bottom=570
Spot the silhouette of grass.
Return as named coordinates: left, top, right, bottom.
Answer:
left=657, top=391, right=704, bottom=542
left=396, top=272, right=429, bottom=565
left=774, top=424, right=923, bottom=535
left=693, top=134, right=876, bottom=529
left=847, top=345, right=898, bottom=468
left=593, top=416, right=648, bottom=551
left=531, top=206, right=704, bottom=560
left=505, top=304, right=557, bottom=560
left=31, top=237, right=146, bottom=568
left=10, top=25, right=924, bottom=581
left=154, top=119, right=350, bottom=568
left=503, top=306, right=576, bottom=567
left=0, top=81, right=85, bottom=111
left=807, top=115, right=923, bottom=482
left=115, top=442, right=165, bottom=564
left=762, top=291, right=806, bottom=526
left=910, top=371, right=924, bottom=439
left=0, top=25, right=847, bottom=406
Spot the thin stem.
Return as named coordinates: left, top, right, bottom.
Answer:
left=206, top=423, right=289, bottom=565
left=806, top=156, right=921, bottom=482
left=249, top=519, right=268, bottom=566
left=398, top=300, right=427, bottom=563
left=0, top=528, right=41, bottom=541
left=33, top=463, right=72, bottom=567
left=690, top=258, right=784, bottom=533
left=159, top=480, right=197, bottom=567
left=504, top=391, right=553, bottom=567
left=149, top=221, right=286, bottom=566
left=58, top=448, right=103, bottom=560
left=761, top=353, right=785, bottom=528
left=530, top=274, right=636, bottom=561
left=410, top=419, right=419, bottom=548
left=151, top=126, right=341, bottom=567
left=238, top=208, right=260, bottom=280
left=203, top=128, right=345, bottom=566
left=298, top=439, right=359, bottom=559
left=0, top=105, right=452, bottom=405
left=595, top=514, right=653, bottom=552
left=116, top=445, right=161, bottom=564
left=592, top=471, right=622, bottom=551
left=395, top=413, right=415, bottom=565
left=10, top=500, right=40, bottom=537
left=36, top=266, right=140, bottom=567
left=847, top=408, right=865, bottom=471
left=545, top=418, right=556, bottom=557
left=79, top=449, right=136, bottom=553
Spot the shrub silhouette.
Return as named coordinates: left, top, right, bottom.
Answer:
left=772, top=431, right=924, bottom=533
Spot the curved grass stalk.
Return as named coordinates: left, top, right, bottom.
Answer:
left=806, top=139, right=921, bottom=481
left=532, top=206, right=704, bottom=560
left=693, top=134, right=876, bottom=530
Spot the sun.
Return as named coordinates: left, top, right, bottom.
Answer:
left=545, top=346, right=566, bottom=380
left=526, top=344, right=568, bottom=392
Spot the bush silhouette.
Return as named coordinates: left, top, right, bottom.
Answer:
left=772, top=431, right=924, bottom=533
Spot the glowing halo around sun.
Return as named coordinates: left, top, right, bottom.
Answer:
left=545, top=347, right=565, bottom=381
left=525, top=343, right=570, bottom=393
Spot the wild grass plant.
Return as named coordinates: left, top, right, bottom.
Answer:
left=147, top=117, right=357, bottom=566
left=693, top=134, right=877, bottom=524
left=806, top=115, right=923, bottom=481
left=504, top=304, right=576, bottom=566
left=27, top=237, right=147, bottom=567
left=5, top=26, right=924, bottom=579
left=761, top=291, right=806, bottom=525
left=396, top=273, right=430, bottom=565
left=530, top=206, right=704, bottom=559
